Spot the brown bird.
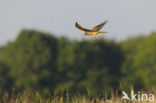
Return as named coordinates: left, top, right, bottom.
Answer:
left=75, top=21, right=108, bottom=39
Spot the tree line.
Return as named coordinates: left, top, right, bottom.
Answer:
left=0, top=29, right=156, bottom=95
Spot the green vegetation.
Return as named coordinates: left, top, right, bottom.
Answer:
left=0, top=90, right=123, bottom=103
left=0, top=29, right=156, bottom=96
left=0, top=89, right=156, bottom=103
left=121, top=33, right=156, bottom=90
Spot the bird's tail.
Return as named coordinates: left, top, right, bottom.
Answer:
left=98, top=31, right=107, bottom=33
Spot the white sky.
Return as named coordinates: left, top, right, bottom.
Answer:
left=0, top=0, right=156, bottom=45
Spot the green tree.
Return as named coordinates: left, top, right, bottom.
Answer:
left=0, top=62, right=12, bottom=95
left=2, top=29, right=125, bottom=95
left=0, top=47, right=4, bottom=61
left=121, top=32, right=156, bottom=90
left=76, top=39, right=124, bottom=93
left=2, top=30, right=58, bottom=94
left=56, top=37, right=76, bottom=90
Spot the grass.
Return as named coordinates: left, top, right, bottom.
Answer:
left=1, top=92, right=120, bottom=103
left=0, top=89, right=156, bottom=103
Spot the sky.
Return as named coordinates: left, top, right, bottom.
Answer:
left=0, top=0, right=156, bottom=45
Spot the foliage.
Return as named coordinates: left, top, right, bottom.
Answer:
left=0, top=29, right=156, bottom=95
left=0, top=62, right=12, bottom=95
left=2, top=30, right=58, bottom=94
left=121, top=32, right=156, bottom=90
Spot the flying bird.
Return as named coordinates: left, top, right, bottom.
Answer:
left=75, top=21, right=108, bottom=39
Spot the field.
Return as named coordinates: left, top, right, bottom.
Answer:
left=1, top=91, right=120, bottom=103
left=1, top=89, right=156, bottom=103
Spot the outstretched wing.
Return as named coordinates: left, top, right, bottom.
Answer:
left=91, top=20, right=108, bottom=32
left=75, top=22, right=91, bottom=32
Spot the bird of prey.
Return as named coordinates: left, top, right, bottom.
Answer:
left=75, top=21, right=108, bottom=39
